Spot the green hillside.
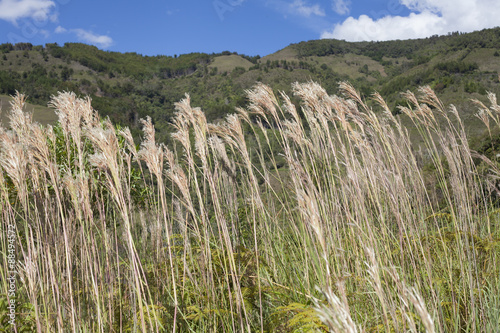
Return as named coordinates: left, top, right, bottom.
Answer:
left=1, top=28, right=500, bottom=142
left=209, top=54, right=254, bottom=73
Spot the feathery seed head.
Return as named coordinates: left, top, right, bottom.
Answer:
left=293, top=81, right=329, bottom=115
left=119, top=127, right=137, bottom=158
left=235, top=107, right=251, bottom=124
left=339, top=81, right=366, bottom=110
left=314, top=287, right=358, bottom=333
left=419, top=85, right=444, bottom=113
left=138, top=120, right=164, bottom=177
left=140, top=116, right=155, bottom=145
left=246, top=82, right=279, bottom=122
left=86, top=126, right=120, bottom=177
left=280, top=90, right=300, bottom=123
left=209, top=135, right=235, bottom=175
left=0, top=131, right=28, bottom=206
left=9, top=91, right=32, bottom=139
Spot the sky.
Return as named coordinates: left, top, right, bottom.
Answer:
left=0, top=0, right=499, bottom=57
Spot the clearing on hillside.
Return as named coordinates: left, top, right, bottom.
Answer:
left=208, top=55, right=254, bottom=73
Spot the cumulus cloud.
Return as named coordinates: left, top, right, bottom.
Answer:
left=54, top=25, right=66, bottom=33
left=332, top=0, right=350, bottom=15
left=322, top=0, right=500, bottom=41
left=0, top=0, right=55, bottom=23
left=55, top=26, right=113, bottom=49
left=290, top=0, right=325, bottom=17
left=73, top=29, right=113, bottom=48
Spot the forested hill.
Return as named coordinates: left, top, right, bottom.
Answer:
left=1, top=27, right=500, bottom=142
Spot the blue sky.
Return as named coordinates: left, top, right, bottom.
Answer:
left=0, top=0, right=499, bottom=57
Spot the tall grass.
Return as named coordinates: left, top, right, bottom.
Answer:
left=0, top=82, right=499, bottom=332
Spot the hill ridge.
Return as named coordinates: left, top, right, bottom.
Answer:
left=1, top=27, right=499, bottom=141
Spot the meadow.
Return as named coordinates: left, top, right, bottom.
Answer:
left=0, top=81, right=499, bottom=332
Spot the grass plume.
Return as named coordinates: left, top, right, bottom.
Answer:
left=0, top=83, right=499, bottom=332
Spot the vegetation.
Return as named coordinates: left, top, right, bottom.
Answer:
left=1, top=78, right=500, bottom=331
left=1, top=28, right=500, bottom=145
left=293, top=29, right=500, bottom=59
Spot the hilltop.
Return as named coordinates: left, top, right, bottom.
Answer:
left=1, top=27, right=500, bottom=141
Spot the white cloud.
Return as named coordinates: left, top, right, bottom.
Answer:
left=322, top=0, right=500, bottom=41
left=332, top=0, right=350, bottom=15
left=48, top=10, right=58, bottom=22
left=290, top=0, right=325, bottom=17
left=54, top=25, right=66, bottom=33
left=0, top=0, right=55, bottom=23
left=54, top=26, right=113, bottom=49
left=73, top=29, right=113, bottom=48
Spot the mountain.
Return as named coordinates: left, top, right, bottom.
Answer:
left=1, top=28, right=500, bottom=142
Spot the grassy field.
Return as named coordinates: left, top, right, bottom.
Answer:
left=0, top=82, right=500, bottom=332
left=0, top=94, right=57, bottom=126
left=208, top=55, right=254, bottom=73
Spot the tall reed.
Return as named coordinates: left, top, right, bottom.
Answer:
left=0, top=82, right=498, bottom=332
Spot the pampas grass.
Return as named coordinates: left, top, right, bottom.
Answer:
left=0, top=82, right=499, bottom=332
